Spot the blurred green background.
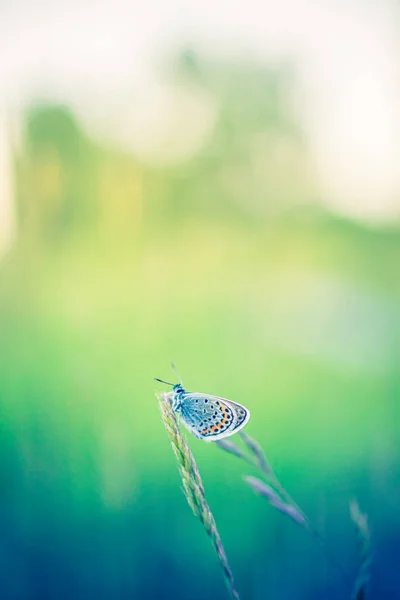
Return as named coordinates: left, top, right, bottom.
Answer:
left=0, top=5, right=400, bottom=599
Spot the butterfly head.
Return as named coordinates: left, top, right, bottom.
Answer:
left=172, top=382, right=184, bottom=394
left=155, top=378, right=186, bottom=409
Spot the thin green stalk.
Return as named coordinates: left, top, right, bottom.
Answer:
left=158, top=392, right=240, bottom=600
left=217, top=431, right=352, bottom=592
left=239, top=432, right=350, bottom=588
left=350, top=500, right=372, bottom=600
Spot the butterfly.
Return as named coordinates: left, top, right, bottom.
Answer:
left=155, top=368, right=250, bottom=441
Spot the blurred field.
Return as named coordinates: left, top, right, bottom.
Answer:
left=0, top=42, right=399, bottom=600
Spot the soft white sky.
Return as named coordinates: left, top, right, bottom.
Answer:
left=0, top=0, right=399, bottom=252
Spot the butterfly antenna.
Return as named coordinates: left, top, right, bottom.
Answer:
left=154, top=378, right=175, bottom=387
left=171, top=361, right=183, bottom=385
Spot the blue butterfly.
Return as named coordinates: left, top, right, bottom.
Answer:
left=155, top=369, right=250, bottom=441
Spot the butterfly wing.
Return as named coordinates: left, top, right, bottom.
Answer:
left=178, top=392, right=250, bottom=442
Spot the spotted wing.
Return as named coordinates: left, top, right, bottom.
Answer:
left=179, top=393, right=250, bottom=442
